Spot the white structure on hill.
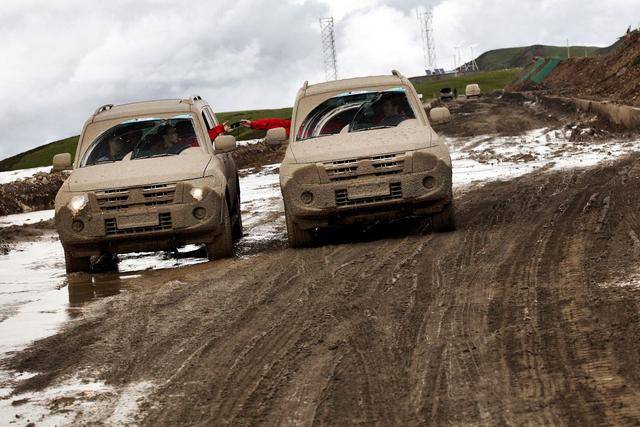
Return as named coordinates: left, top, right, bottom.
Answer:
left=319, top=17, right=338, bottom=81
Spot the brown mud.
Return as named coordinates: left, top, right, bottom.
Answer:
left=0, top=219, right=54, bottom=255
left=0, top=172, right=68, bottom=216
left=432, top=94, right=560, bottom=137
left=512, top=30, right=640, bottom=107
left=5, top=151, right=640, bottom=425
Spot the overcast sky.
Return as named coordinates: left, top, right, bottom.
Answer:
left=1, top=0, right=639, bottom=159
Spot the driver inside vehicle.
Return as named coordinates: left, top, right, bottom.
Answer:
left=376, top=94, right=407, bottom=127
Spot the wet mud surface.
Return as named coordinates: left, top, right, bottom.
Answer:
left=6, top=154, right=640, bottom=425
left=2, top=97, right=640, bottom=424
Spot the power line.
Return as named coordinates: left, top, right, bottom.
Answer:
left=319, top=17, right=338, bottom=81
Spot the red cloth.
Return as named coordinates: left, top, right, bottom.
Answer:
left=250, top=118, right=292, bottom=136
left=208, top=124, right=225, bottom=142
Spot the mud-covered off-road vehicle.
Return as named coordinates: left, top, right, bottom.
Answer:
left=265, top=70, right=455, bottom=247
left=53, top=96, right=242, bottom=272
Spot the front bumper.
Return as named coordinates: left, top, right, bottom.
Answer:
left=282, top=160, right=453, bottom=229
left=56, top=183, right=224, bottom=257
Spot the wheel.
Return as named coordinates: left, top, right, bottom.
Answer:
left=206, top=202, right=234, bottom=260
left=431, top=203, right=457, bottom=232
left=285, top=207, right=314, bottom=248
left=64, top=249, right=91, bottom=273
left=92, top=252, right=118, bottom=272
left=232, top=191, right=243, bottom=240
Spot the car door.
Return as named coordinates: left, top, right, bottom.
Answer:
left=202, top=106, right=239, bottom=207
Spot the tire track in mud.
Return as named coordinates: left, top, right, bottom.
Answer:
left=5, top=155, right=640, bottom=425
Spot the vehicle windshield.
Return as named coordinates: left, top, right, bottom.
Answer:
left=296, top=87, right=416, bottom=141
left=82, top=115, right=200, bottom=167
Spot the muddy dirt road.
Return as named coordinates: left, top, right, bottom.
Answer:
left=2, top=98, right=640, bottom=425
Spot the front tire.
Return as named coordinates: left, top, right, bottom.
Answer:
left=64, top=249, right=91, bottom=273
left=285, top=208, right=314, bottom=248
left=206, top=202, right=234, bottom=260
left=232, top=191, right=243, bottom=240
left=431, top=203, right=456, bottom=232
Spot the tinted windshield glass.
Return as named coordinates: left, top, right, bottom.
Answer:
left=296, top=88, right=416, bottom=141
left=82, top=115, right=200, bottom=167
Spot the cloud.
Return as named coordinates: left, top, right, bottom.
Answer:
left=0, top=0, right=639, bottom=159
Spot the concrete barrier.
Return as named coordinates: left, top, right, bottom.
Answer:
left=540, top=95, right=640, bottom=130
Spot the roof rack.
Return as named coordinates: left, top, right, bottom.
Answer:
left=94, top=104, right=114, bottom=115
left=391, top=70, right=404, bottom=78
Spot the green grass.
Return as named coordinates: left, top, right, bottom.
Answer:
left=473, top=45, right=601, bottom=71
left=0, top=108, right=292, bottom=172
left=0, top=135, right=80, bottom=172
left=413, top=68, right=522, bottom=100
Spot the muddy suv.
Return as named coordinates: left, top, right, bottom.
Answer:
left=53, top=96, right=242, bottom=272
left=465, top=83, right=481, bottom=98
left=266, top=70, right=455, bottom=247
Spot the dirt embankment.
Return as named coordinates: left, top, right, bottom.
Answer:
left=7, top=153, right=640, bottom=425
left=432, top=93, right=559, bottom=137
left=232, top=140, right=285, bottom=169
left=0, top=171, right=68, bottom=216
left=513, top=31, right=640, bottom=106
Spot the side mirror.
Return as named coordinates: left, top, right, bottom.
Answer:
left=264, top=127, right=287, bottom=146
left=214, top=135, right=237, bottom=153
left=429, top=107, right=451, bottom=125
left=52, top=153, right=72, bottom=171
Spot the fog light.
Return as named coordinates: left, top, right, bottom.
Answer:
left=300, top=191, right=314, bottom=204
left=193, top=207, right=207, bottom=220
left=422, top=176, right=437, bottom=189
left=72, top=220, right=84, bottom=232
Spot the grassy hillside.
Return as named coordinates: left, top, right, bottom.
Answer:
left=471, top=45, right=601, bottom=71
left=413, top=68, right=521, bottom=100
left=1, top=68, right=520, bottom=172
left=0, top=108, right=292, bottom=172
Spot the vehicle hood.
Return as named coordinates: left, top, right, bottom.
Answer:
left=67, top=154, right=210, bottom=192
left=289, top=125, right=434, bottom=164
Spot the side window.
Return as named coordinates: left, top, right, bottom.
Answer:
left=205, top=107, right=219, bottom=126
left=201, top=109, right=213, bottom=131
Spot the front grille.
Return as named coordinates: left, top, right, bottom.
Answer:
left=104, top=212, right=172, bottom=236
left=335, top=182, right=402, bottom=207
left=324, top=153, right=405, bottom=182
left=95, top=184, right=176, bottom=212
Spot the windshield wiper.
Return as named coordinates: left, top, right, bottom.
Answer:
left=133, top=153, right=173, bottom=160
left=352, top=125, right=394, bottom=132
left=298, top=134, right=332, bottom=142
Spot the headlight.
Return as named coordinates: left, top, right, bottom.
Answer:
left=412, top=150, right=439, bottom=172
left=68, top=194, right=88, bottom=213
left=190, top=187, right=204, bottom=201
left=292, top=165, right=320, bottom=184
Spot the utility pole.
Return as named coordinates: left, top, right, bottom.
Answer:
left=567, top=39, right=571, bottom=59
left=417, top=7, right=436, bottom=73
left=319, top=17, right=338, bottom=81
